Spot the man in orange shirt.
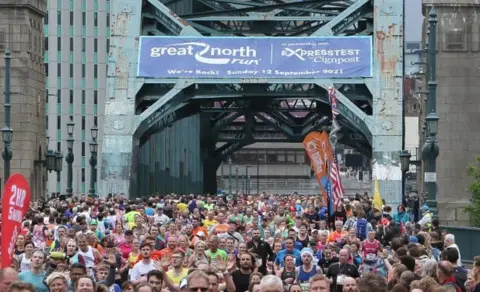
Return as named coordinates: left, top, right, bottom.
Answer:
left=210, top=213, right=229, bottom=235
left=192, top=218, right=209, bottom=238
left=136, top=236, right=177, bottom=263
left=328, top=220, right=347, bottom=243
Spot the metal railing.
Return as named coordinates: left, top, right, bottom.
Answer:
left=440, top=226, right=480, bottom=264
left=217, top=178, right=372, bottom=195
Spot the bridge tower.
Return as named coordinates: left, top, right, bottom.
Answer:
left=100, top=0, right=404, bottom=203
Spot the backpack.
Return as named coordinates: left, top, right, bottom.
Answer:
left=356, top=218, right=368, bottom=241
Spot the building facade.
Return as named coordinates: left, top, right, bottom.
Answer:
left=0, top=1, right=47, bottom=200
left=44, top=0, right=108, bottom=195
left=422, top=0, right=480, bottom=226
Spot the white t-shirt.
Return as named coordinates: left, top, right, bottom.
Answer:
left=130, top=260, right=156, bottom=281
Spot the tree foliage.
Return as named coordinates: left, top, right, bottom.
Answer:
left=465, top=156, right=480, bottom=227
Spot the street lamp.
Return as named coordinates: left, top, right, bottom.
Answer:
left=2, top=49, right=12, bottom=184
left=89, top=124, right=98, bottom=197
left=421, top=7, right=439, bottom=220
left=228, top=157, right=232, bottom=195
left=257, top=158, right=262, bottom=195
left=399, top=150, right=412, bottom=204
left=235, top=166, right=239, bottom=194
left=65, top=117, right=75, bottom=195
left=245, top=165, right=252, bottom=195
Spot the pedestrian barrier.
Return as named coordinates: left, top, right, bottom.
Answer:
left=440, top=225, right=480, bottom=264
left=218, top=178, right=372, bottom=195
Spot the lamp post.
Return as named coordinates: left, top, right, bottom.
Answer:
left=245, top=165, right=252, bottom=195
left=44, top=136, right=64, bottom=173
left=89, top=125, right=98, bottom=197
left=421, top=7, right=439, bottom=220
left=66, top=117, right=75, bottom=195
left=2, top=49, right=13, bottom=184
left=399, top=150, right=412, bottom=205
left=235, top=166, right=239, bottom=194
left=228, top=157, right=232, bottom=195
left=240, top=172, right=244, bottom=194
left=257, top=159, right=261, bottom=195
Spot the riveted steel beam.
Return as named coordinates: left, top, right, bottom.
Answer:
left=145, top=0, right=202, bottom=36
left=186, top=16, right=334, bottom=21
left=312, top=0, right=372, bottom=36
left=144, top=78, right=368, bottom=85
left=315, top=83, right=372, bottom=145
left=180, top=0, right=323, bottom=18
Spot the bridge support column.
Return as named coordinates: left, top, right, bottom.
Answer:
left=100, top=0, right=143, bottom=198
left=200, top=114, right=220, bottom=195
left=369, top=0, right=404, bottom=207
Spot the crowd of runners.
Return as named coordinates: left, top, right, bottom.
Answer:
left=0, top=192, right=477, bottom=292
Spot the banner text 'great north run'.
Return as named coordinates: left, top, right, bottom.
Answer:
left=137, top=37, right=372, bottom=79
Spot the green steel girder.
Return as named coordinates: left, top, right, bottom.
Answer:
left=136, top=0, right=375, bottom=155
left=144, top=0, right=202, bottom=36
left=180, top=0, right=327, bottom=18
left=312, top=0, right=372, bottom=36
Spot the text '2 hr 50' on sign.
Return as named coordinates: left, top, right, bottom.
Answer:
left=1, top=173, right=31, bottom=268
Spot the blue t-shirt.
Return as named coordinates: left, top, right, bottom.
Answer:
left=19, top=271, right=48, bottom=292
left=274, top=249, right=302, bottom=268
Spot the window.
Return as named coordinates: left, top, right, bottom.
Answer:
left=82, top=90, right=85, bottom=104
left=287, top=151, right=295, bottom=163
left=45, top=63, right=49, bottom=76
left=81, top=168, right=85, bottom=182
left=69, top=90, right=73, bottom=103
left=46, top=116, right=49, bottom=129
left=44, top=12, right=48, bottom=25
left=444, top=29, right=466, bottom=51
left=94, top=39, right=98, bottom=52
left=57, top=37, right=61, bottom=51
left=81, top=116, right=85, bottom=130
left=57, top=115, right=61, bottom=129
left=69, top=63, right=73, bottom=78
left=70, top=11, right=74, bottom=25
left=94, top=65, right=98, bottom=78
left=82, top=64, right=85, bottom=78
left=57, top=172, right=61, bottom=182
left=94, top=90, right=98, bottom=105
left=44, top=37, right=48, bottom=51
left=82, top=12, right=86, bottom=26
left=69, top=38, right=73, bottom=51
left=0, top=29, right=5, bottom=51
left=81, top=142, right=85, bottom=156
left=57, top=63, right=61, bottom=77
left=57, top=11, right=61, bottom=25
left=57, top=89, right=61, bottom=103
left=46, top=89, right=49, bottom=103
left=106, top=39, right=110, bottom=53
left=94, top=116, right=98, bottom=126
left=106, top=13, right=110, bottom=27
left=94, top=12, right=98, bottom=26
left=82, top=38, right=86, bottom=52
left=296, top=152, right=305, bottom=164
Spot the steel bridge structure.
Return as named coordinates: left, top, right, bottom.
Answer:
left=100, top=0, right=404, bottom=204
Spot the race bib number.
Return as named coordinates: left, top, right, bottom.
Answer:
left=366, top=253, right=376, bottom=261
left=337, top=274, right=346, bottom=285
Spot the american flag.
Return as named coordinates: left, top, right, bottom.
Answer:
left=327, top=87, right=344, bottom=203
left=329, top=150, right=345, bottom=203
left=328, top=87, right=339, bottom=119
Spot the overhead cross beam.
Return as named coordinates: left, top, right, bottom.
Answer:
left=312, top=0, right=372, bottom=36
left=145, top=0, right=202, bottom=36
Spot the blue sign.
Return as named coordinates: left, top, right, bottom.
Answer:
left=137, top=36, right=373, bottom=79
